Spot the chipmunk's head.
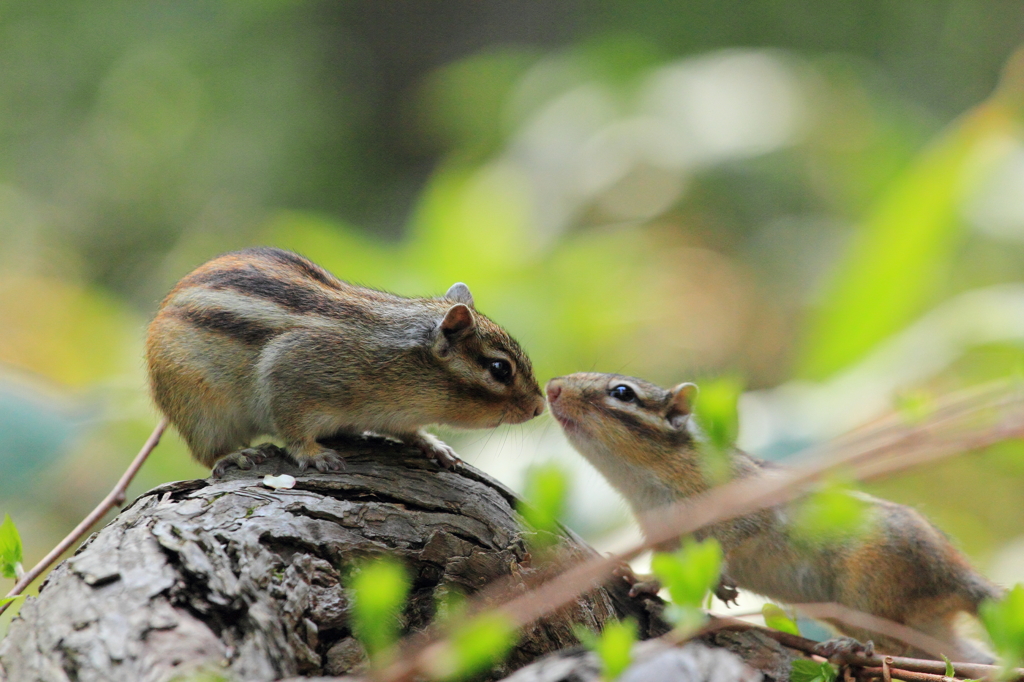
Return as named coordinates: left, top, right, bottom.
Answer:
left=545, top=372, right=698, bottom=455
left=426, top=283, right=545, bottom=428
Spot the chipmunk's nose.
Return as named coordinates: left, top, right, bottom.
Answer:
left=546, top=382, right=562, bottom=403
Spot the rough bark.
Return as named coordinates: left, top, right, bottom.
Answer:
left=0, top=434, right=794, bottom=682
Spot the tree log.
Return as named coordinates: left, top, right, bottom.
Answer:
left=0, top=435, right=795, bottom=681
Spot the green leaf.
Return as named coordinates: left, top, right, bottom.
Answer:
left=693, top=376, right=742, bottom=453
left=0, top=514, right=24, bottom=580
left=790, top=659, right=838, bottom=682
left=791, top=480, right=873, bottom=546
left=762, top=604, right=800, bottom=636
left=517, top=463, right=570, bottom=549
left=798, top=90, right=1018, bottom=380
left=650, top=538, right=723, bottom=613
left=431, top=612, right=518, bottom=680
left=347, top=557, right=411, bottom=663
left=576, top=619, right=637, bottom=681
left=942, top=654, right=954, bottom=677
left=980, top=583, right=1024, bottom=669
left=0, top=595, right=24, bottom=609
left=693, top=377, right=743, bottom=485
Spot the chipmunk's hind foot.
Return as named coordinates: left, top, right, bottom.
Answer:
left=288, top=443, right=345, bottom=473
left=211, top=443, right=280, bottom=478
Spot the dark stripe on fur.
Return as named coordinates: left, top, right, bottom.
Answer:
left=173, top=307, right=278, bottom=346
left=598, top=403, right=672, bottom=442
left=254, top=248, right=342, bottom=290
left=185, top=266, right=372, bottom=321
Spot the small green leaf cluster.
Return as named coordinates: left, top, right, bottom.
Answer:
left=650, top=538, right=722, bottom=630
left=516, top=463, right=570, bottom=550
left=980, top=583, right=1024, bottom=671
left=761, top=603, right=800, bottom=636
left=791, top=480, right=873, bottom=546
left=427, top=612, right=518, bottom=681
left=0, top=514, right=24, bottom=581
left=346, top=557, right=519, bottom=680
left=574, top=618, right=637, bottom=681
left=791, top=659, right=838, bottom=682
left=347, top=557, right=411, bottom=664
left=692, top=377, right=742, bottom=484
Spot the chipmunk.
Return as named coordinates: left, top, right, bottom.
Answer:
left=546, top=372, right=1002, bottom=663
left=145, top=247, right=545, bottom=475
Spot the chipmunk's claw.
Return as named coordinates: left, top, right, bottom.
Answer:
left=297, top=448, right=345, bottom=473
left=408, top=431, right=461, bottom=469
left=715, top=575, right=740, bottom=606
left=212, top=443, right=277, bottom=478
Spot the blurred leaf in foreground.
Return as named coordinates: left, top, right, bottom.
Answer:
left=347, top=557, right=410, bottom=664
left=650, top=538, right=722, bottom=629
left=761, top=603, right=800, bottom=636
left=0, top=514, right=23, bottom=580
left=790, top=659, right=838, bottom=682
left=693, top=376, right=742, bottom=485
left=980, top=583, right=1024, bottom=670
left=799, top=50, right=1024, bottom=380
left=428, top=611, right=518, bottom=681
left=574, top=618, right=637, bottom=681
left=791, top=480, right=873, bottom=546
left=517, top=462, right=570, bottom=549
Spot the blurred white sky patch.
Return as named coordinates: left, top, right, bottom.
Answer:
left=739, top=283, right=1024, bottom=455
left=963, top=134, right=1024, bottom=241
left=505, top=49, right=808, bottom=237
left=637, top=50, right=806, bottom=166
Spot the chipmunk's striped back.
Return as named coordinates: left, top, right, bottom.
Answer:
left=146, top=248, right=545, bottom=472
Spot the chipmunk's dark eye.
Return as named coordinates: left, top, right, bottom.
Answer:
left=609, top=385, right=636, bottom=402
left=488, top=359, right=513, bottom=384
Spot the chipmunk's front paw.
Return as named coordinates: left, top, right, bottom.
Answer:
left=814, top=636, right=874, bottom=659
left=409, top=431, right=461, bottom=469
left=715, top=575, right=740, bottom=606
left=212, top=443, right=278, bottom=478
left=612, top=561, right=662, bottom=598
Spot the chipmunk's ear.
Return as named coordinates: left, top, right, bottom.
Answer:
left=444, top=282, right=475, bottom=308
left=438, top=303, right=476, bottom=346
left=666, top=382, right=698, bottom=428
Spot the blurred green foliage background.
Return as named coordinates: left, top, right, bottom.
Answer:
left=3, top=0, right=1024, bottom=629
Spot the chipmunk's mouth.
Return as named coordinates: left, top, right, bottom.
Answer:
left=549, top=404, right=582, bottom=434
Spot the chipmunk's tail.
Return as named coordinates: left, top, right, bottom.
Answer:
left=960, top=573, right=1005, bottom=613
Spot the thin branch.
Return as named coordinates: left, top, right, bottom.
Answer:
left=378, top=386, right=1024, bottom=682
left=0, top=418, right=169, bottom=617
left=791, top=603, right=955, bottom=660
left=709, top=616, right=1017, bottom=681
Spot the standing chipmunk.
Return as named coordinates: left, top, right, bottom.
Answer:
left=146, top=247, right=545, bottom=475
left=547, top=372, right=1002, bottom=662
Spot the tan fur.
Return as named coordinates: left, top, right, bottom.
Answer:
left=146, top=247, right=545, bottom=471
left=547, top=372, right=1002, bottom=662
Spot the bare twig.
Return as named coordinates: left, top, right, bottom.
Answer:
left=710, top=616, right=1017, bottom=681
left=794, top=603, right=958, bottom=659
left=0, top=418, right=169, bottom=617
left=857, top=666, right=956, bottom=682
left=379, top=386, right=1024, bottom=682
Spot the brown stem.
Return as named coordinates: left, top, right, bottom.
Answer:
left=0, top=418, right=169, bottom=617
left=857, top=666, right=956, bottom=682
left=710, top=618, right=1016, bottom=681
left=792, top=602, right=955, bottom=659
